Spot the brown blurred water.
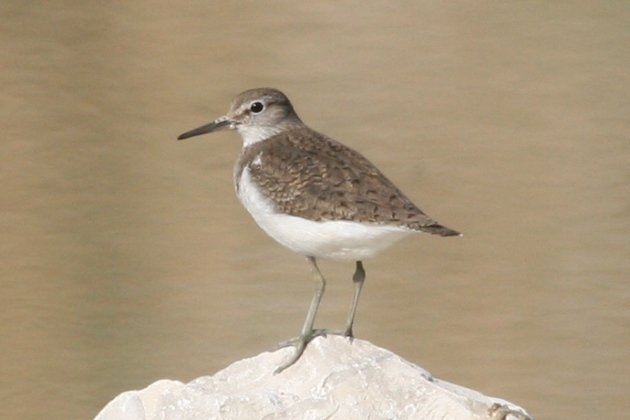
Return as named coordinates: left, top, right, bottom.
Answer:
left=1, top=2, right=629, bottom=419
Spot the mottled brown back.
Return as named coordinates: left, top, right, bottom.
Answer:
left=235, top=127, right=459, bottom=236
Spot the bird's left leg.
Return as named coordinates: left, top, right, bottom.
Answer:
left=343, top=261, right=365, bottom=338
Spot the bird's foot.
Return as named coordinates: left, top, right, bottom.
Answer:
left=274, top=331, right=317, bottom=374
left=317, top=327, right=355, bottom=339
left=488, top=403, right=531, bottom=420
left=276, top=328, right=352, bottom=349
left=276, top=329, right=327, bottom=350
left=314, top=327, right=355, bottom=339
left=274, top=328, right=356, bottom=374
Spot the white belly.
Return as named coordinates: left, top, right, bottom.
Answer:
left=236, top=168, right=414, bottom=261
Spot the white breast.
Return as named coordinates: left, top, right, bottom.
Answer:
left=236, top=166, right=414, bottom=261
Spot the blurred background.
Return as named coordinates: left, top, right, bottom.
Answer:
left=1, top=2, right=628, bottom=419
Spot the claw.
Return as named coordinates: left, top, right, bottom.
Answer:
left=274, top=329, right=355, bottom=374
left=277, top=329, right=328, bottom=349
left=488, top=403, right=532, bottom=420
left=274, top=338, right=307, bottom=374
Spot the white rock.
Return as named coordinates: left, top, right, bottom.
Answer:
left=95, top=336, right=531, bottom=420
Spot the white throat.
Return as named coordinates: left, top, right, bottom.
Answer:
left=237, top=125, right=285, bottom=147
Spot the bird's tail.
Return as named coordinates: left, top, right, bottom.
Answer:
left=419, top=222, right=462, bottom=237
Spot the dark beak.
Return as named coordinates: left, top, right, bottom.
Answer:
left=177, top=118, right=233, bottom=140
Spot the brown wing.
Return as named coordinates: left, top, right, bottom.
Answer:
left=240, top=127, right=459, bottom=236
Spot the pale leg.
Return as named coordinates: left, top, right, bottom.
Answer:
left=275, top=256, right=326, bottom=374
left=344, top=261, right=365, bottom=337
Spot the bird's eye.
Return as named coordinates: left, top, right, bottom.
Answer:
left=250, top=102, right=264, bottom=113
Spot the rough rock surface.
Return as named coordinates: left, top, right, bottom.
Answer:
left=95, top=336, right=531, bottom=420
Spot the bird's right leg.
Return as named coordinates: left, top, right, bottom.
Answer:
left=275, top=256, right=327, bottom=373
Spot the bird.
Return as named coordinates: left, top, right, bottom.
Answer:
left=177, top=88, right=460, bottom=373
